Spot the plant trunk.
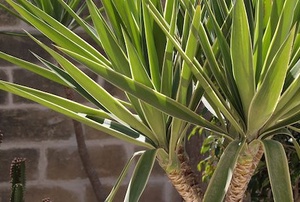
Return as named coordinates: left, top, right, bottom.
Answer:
left=166, top=147, right=203, bottom=202
left=65, top=87, right=105, bottom=201
left=225, top=143, right=264, bottom=202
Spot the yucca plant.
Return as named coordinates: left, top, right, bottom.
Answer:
left=0, top=0, right=300, bottom=202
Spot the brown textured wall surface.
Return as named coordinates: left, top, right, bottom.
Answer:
left=0, top=1, right=182, bottom=201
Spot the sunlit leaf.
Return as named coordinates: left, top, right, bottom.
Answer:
left=231, top=0, right=255, bottom=119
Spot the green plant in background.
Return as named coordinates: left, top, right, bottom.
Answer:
left=0, top=0, right=299, bottom=202
left=0, top=0, right=86, bottom=30
left=10, top=157, right=26, bottom=202
left=197, top=133, right=225, bottom=183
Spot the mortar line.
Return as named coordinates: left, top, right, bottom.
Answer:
left=38, top=142, right=47, bottom=181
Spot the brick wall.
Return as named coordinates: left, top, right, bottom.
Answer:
left=0, top=2, right=182, bottom=201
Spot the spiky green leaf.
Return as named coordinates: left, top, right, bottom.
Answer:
left=124, top=149, right=158, bottom=201
left=261, top=139, right=293, bottom=202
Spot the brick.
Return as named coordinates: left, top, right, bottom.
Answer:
left=0, top=185, right=83, bottom=202
left=84, top=185, right=99, bottom=202
left=0, top=35, right=51, bottom=66
left=0, top=69, right=8, bottom=104
left=0, top=0, right=20, bottom=26
left=85, top=184, right=126, bottom=202
left=47, top=145, right=127, bottom=180
left=85, top=172, right=181, bottom=202
left=0, top=148, right=39, bottom=182
left=86, top=183, right=173, bottom=202
left=140, top=182, right=166, bottom=202
left=25, top=186, right=81, bottom=202
left=46, top=147, right=84, bottom=180
left=88, top=145, right=127, bottom=178
left=151, top=161, right=167, bottom=177
left=0, top=108, right=73, bottom=141
left=0, top=187, right=10, bottom=202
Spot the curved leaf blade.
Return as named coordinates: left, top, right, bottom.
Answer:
left=105, top=151, right=145, bottom=202
left=31, top=53, right=107, bottom=111
left=0, top=51, right=67, bottom=86
left=142, top=0, right=161, bottom=90
left=86, top=0, right=130, bottom=75
left=6, top=0, right=110, bottom=66
left=56, top=0, right=102, bottom=47
left=231, top=0, right=255, bottom=119
left=248, top=27, right=295, bottom=136
left=145, top=0, right=244, bottom=134
left=262, top=0, right=298, bottom=80
left=177, top=5, right=200, bottom=106
left=0, top=81, right=154, bottom=148
left=125, top=149, right=158, bottom=202
left=0, top=81, right=107, bottom=117
left=28, top=34, right=158, bottom=143
left=261, top=139, right=293, bottom=202
left=58, top=47, right=226, bottom=135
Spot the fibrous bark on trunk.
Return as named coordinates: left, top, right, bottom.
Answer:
left=225, top=143, right=264, bottom=202
left=167, top=147, right=203, bottom=202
